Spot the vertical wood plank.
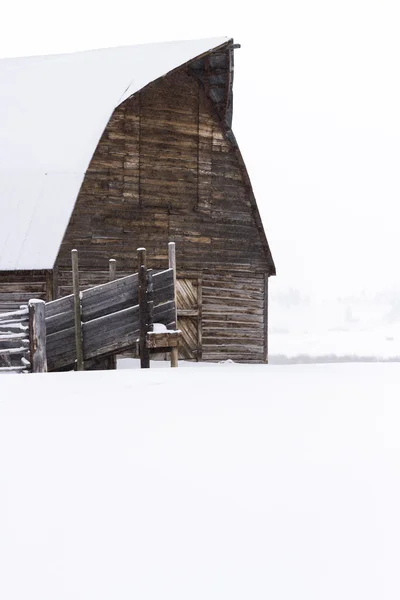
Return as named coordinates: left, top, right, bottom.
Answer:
left=45, top=270, right=54, bottom=302
left=168, top=241, right=177, bottom=329
left=138, top=247, right=150, bottom=368
left=28, top=299, right=47, bottom=373
left=72, top=249, right=84, bottom=371
left=197, top=86, right=213, bottom=214
left=52, top=266, right=59, bottom=300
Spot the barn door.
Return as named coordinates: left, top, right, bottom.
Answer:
left=176, top=278, right=202, bottom=361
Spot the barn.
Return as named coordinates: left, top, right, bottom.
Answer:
left=0, top=37, right=275, bottom=363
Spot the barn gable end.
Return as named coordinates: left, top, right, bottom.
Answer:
left=55, top=45, right=274, bottom=362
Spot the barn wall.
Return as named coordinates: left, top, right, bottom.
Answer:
left=55, top=58, right=272, bottom=362
left=201, top=272, right=265, bottom=363
left=0, top=271, right=51, bottom=313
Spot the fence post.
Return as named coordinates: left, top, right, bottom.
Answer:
left=168, top=241, right=177, bottom=329
left=109, top=258, right=117, bottom=370
left=138, top=248, right=150, bottom=368
left=72, top=249, right=84, bottom=371
left=147, top=271, right=154, bottom=333
left=170, top=347, right=178, bottom=368
left=28, top=299, right=47, bottom=373
left=109, top=258, right=116, bottom=282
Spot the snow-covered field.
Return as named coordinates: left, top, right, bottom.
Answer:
left=268, top=291, right=400, bottom=363
left=0, top=363, right=398, bottom=599
left=269, top=328, right=400, bottom=363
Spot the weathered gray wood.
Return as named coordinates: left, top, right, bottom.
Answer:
left=151, top=268, right=174, bottom=287
left=52, top=266, right=59, bottom=301
left=28, top=299, right=47, bottom=373
left=171, top=347, right=178, bottom=368
left=153, top=300, right=176, bottom=327
left=45, top=294, right=74, bottom=318
left=0, top=338, right=29, bottom=350
left=147, top=271, right=154, bottom=333
left=46, top=326, right=76, bottom=370
left=83, top=304, right=140, bottom=359
left=152, top=282, right=174, bottom=306
left=45, top=310, right=75, bottom=336
left=44, top=259, right=177, bottom=370
left=138, top=248, right=150, bottom=368
left=152, top=270, right=174, bottom=301
left=177, top=309, right=198, bottom=317
left=46, top=325, right=76, bottom=354
left=0, top=346, right=29, bottom=356
left=0, top=307, right=29, bottom=320
left=45, top=270, right=54, bottom=302
left=168, top=242, right=178, bottom=327
left=109, top=259, right=117, bottom=282
left=72, top=249, right=84, bottom=371
left=202, top=313, right=264, bottom=324
left=146, top=331, right=180, bottom=349
left=0, top=347, right=29, bottom=370
left=0, top=323, right=28, bottom=332
left=109, top=258, right=117, bottom=370
left=0, top=332, right=28, bottom=341
left=81, top=274, right=138, bottom=321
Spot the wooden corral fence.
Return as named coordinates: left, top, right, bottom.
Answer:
left=0, top=306, right=31, bottom=372
left=0, top=244, right=180, bottom=373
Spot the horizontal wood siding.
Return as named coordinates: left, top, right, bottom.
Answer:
left=0, top=271, right=49, bottom=313
left=201, top=272, right=265, bottom=363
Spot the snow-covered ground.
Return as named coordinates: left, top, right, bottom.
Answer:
left=1, top=363, right=398, bottom=599
left=269, top=327, right=400, bottom=363
left=269, top=289, right=400, bottom=362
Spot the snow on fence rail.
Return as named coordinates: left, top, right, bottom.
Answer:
left=0, top=306, right=30, bottom=372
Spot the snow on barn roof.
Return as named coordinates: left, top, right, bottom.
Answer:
left=0, top=38, right=230, bottom=271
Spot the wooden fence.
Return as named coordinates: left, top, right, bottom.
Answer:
left=0, top=306, right=30, bottom=372
left=0, top=244, right=179, bottom=373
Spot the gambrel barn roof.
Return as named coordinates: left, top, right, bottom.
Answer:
left=0, top=38, right=231, bottom=270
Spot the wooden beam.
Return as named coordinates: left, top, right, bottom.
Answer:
left=146, top=331, right=180, bottom=349
left=171, top=347, right=178, bottom=368
left=138, top=248, right=150, bottom=368
left=71, top=249, right=84, bottom=371
left=168, top=241, right=177, bottom=328
left=28, top=299, right=47, bottom=373
left=109, top=258, right=117, bottom=370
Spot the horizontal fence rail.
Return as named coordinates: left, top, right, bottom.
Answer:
left=0, top=306, right=30, bottom=373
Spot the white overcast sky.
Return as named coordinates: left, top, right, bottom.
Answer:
left=2, top=0, right=399, bottom=299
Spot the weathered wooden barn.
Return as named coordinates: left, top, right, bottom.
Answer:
left=0, top=38, right=275, bottom=363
